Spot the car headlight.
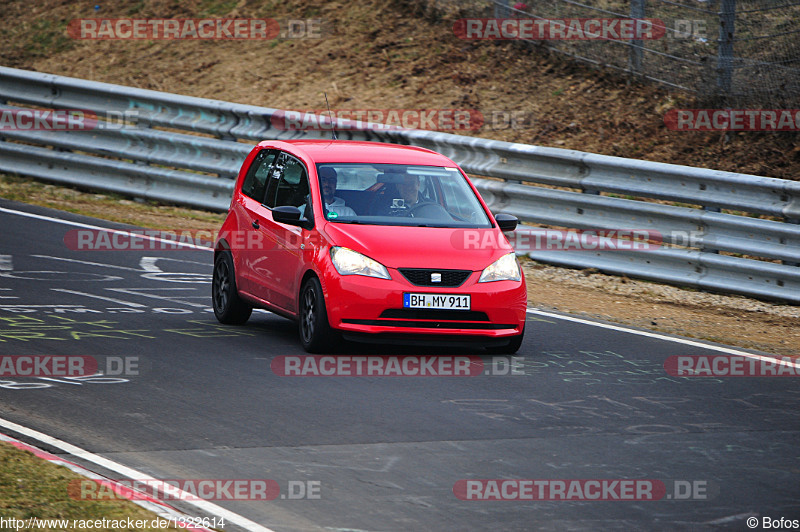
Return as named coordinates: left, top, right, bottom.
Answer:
left=478, top=253, right=521, bottom=283
left=330, top=247, right=391, bottom=279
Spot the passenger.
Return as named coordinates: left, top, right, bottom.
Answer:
left=300, top=167, right=356, bottom=218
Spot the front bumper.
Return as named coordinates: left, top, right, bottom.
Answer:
left=321, top=266, right=527, bottom=339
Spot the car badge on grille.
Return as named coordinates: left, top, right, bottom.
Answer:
left=431, top=273, right=442, bottom=283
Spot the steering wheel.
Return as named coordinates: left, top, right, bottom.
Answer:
left=408, top=201, right=452, bottom=220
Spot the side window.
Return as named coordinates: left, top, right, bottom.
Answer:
left=241, top=149, right=277, bottom=202
left=264, top=153, right=309, bottom=209
left=262, top=154, right=285, bottom=208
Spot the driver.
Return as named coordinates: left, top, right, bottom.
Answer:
left=369, top=171, right=423, bottom=215
left=396, top=175, right=421, bottom=207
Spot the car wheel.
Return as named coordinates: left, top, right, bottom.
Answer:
left=299, top=276, right=338, bottom=353
left=212, top=251, right=252, bottom=325
left=486, top=329, right=524, bottom=354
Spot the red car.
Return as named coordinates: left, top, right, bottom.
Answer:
left=212, top=140, right=527, bottom=353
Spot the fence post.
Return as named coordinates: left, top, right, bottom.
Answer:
left=495, top=0, right=510, bottom=18
left=717, top=0, right=736, bottom=95
left=629, top=0, right=646, bottom=74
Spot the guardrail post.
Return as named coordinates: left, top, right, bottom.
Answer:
left=0, top=97, right=6, bottom=142
left=786, top=218, right=799, bottom=266
left=629, top=0, right=646, bottom=74
left=717, top=0, right=736, bottom=96
left=495, top=0, right=510, bottom=18
left=701, top=206, right=720, bottom=254
left=130, top=113, right=152, bottom=166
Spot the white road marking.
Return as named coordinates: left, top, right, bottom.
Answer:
left=107, top=288, right=210, bottom=308
left=0, top=288, right=18, bottom=298
left=139, top=257, right=162, bottom=272
left=526, top=308, right=797, bottom=366
left=33, top=255, right=144, bottom=272
left=0, top=255, right=12, bottom=271
left=0, top=271, right=122, bottom=282
left=51, top=289, right=147, bottom=308
left=0, top=417, right=276, bottom=532
left=0, top=304, right=85, bottom=308
left=37, top=377, right=83, bottom=385
left=140, top=272, right=211, bottom=284
left=140, top=288, right=197, bottom=290
left=148, top=257, right=211, bottom=267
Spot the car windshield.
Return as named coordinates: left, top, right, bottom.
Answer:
left=315, top=163, right=492, bottom=228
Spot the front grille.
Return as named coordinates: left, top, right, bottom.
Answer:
left=399, top=268, right=472, bottom=287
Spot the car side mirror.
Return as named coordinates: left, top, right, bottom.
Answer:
left=494, top=213, right=518, bottom=232
left=272, top=205, right=303, bottom=226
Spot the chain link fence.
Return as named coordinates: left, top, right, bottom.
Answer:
left=423, top=0, right=800, bottom=106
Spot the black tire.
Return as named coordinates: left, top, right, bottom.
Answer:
left=298, top=276, right=339, bottom=353
left=486, top=329, right=524, bottom=354
left=212, top=251, right=252, bottom=325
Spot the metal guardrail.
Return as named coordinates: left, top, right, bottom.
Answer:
left=0, top=67, right=798, bottom=303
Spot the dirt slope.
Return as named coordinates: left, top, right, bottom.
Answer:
left=1, top=0, right=798, bottom=179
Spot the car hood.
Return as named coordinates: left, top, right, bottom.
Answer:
left=322, top=223, right=513, bottom=270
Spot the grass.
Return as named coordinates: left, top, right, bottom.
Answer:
left=0, top=442, right=181, bottom=531
left=24, top=19, right=74, bottom=57
left=199, top=0, right=239, bottom=17
left=0, top=173, right=225, bottom=232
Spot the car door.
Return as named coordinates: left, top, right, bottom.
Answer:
left=248, top=151, right=311, bottom=313
left=233, top=148, right=278, bottom=294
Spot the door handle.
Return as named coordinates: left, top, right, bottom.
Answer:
left=252, top=220, right=260, bottom=229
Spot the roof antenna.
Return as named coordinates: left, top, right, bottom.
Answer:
left=324, top=91, right=338, bottom=140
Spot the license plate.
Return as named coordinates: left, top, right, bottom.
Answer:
left=403, top=293, right=471, bottom=310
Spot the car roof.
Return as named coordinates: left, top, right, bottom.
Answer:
left=256, top=139, right=458, bottom=166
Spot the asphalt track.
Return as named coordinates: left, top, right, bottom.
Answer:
left=0, top=198, right=798, bottom=531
